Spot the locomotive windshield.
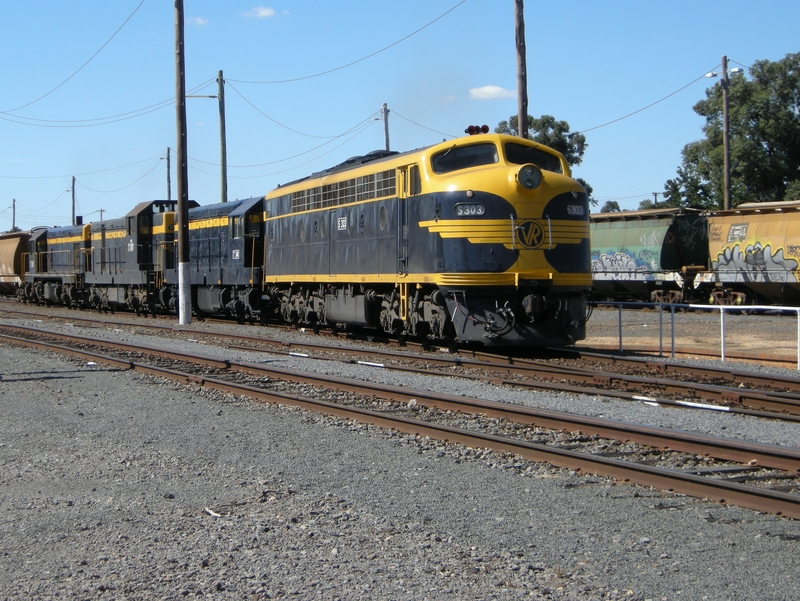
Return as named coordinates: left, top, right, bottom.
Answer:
left=431, top=143, right=498, bottom=174
left=504, top=142, right=563, bottom=174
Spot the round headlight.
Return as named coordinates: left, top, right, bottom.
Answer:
left=518, top=164, right=542, bottom=190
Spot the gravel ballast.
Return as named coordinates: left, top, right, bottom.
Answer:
left=1, top=318, right=800, bottom=599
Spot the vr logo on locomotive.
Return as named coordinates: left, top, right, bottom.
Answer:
left=514, top=220, right=546, bottom=249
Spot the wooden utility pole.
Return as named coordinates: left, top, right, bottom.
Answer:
left=11, top=199, right=15, bottom=231
left=382, top=103, right=390, bottom=151
left=175, top=0, right=191, bottom=324
left=187, top=74, right=227, bottom=203
left=515, top=0, right=528, bottom=139
left=71, top=176, right=76, bottom=225
left=217, top=70, right=228, bottom=203
left=166, top=147, right=172, bottom=201
left=721, top=55, right=731, bottom=210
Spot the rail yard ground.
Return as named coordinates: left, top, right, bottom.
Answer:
left=1, top=311, right=800, bottom=599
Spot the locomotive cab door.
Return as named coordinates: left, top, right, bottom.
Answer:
left=396, top=163, right=420, bottom=276
left=329, top=209, right=353, bottom=277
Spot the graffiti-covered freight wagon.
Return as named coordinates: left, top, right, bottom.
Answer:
left=695, top=201, right=800, bottom=305
left=590, top=208, right=708, bottom=303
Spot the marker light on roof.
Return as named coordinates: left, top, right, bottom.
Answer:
left=464, top=124, right=490, bottom=135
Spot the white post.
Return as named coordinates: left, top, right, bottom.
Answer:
left=178, top=263, right=191, bottom=325
left=719, top=306, right=726, bottom=362
left=670, top=305, right=676, bottom=359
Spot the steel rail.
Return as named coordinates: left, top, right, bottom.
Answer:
left=5, top=311, right=798, bottom=421
left=2, top=331, right=799, bottom=519
left=4, top=308, right=800, bottom=410
left=2, top=328, right=800, bottom=474
left=224, top=341, right=800, bottom=424
left=560, top=348, right=800, bottom=394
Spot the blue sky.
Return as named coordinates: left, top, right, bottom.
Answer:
left=1, top=0, right=798, bottom=230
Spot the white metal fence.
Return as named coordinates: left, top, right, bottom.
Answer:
left=592, top=302, right=800, bottom=370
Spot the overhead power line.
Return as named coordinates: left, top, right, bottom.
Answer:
left=0, top=79, right=216, bottom=128
left=1, top=0, right=148, bottom=115
left=190, top=112, right=380, bottom=169
left=0, top=154, right=163, bottom=180
left=225, top=81, right=341, bottom=139
left=190, top=118, right=378, bottom=181
left=76, top=159, right=162, bottom=193
left=241, top=119, right=378, bottom=179
left=228, top=0, right=468, bottom=85
left=593, top=193, right=654, bottom=201
left=577, top=66, right=722, bottom=134
left=391, top=110, right=456, bottom=139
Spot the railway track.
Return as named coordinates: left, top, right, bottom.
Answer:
left=2, top=322, right=799, bottom=519
left=3, top=303, right=800, bottom=421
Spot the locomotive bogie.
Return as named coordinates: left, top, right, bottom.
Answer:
left=194, top=285, right=260, bottom=322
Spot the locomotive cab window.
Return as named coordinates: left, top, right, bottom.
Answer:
left=232, top=216, right=243, bottom=239
left=504, top=142, right=563, bottom=174
left=431, top=143, right=498, bottom=174
left=408, top=164, right=421, bottom=196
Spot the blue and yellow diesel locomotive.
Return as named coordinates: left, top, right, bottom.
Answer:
left=259, top=131, right=591, bottom=345
left=21, top=200, right=195, bottom=313
left=17, top=131, right=591, bottom=346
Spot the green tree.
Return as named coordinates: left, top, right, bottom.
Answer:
left=666, top=52, right=800, bottom=208
left=638, top=194, right=669, bottom=210
left=600, top=200, right=621, bottom=212
left=785, top=180, right=800, bottom=201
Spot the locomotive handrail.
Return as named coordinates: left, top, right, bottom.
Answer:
left=40, top=249, right=79, bottom=274
left=546, top=215, right=553, bottom=249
